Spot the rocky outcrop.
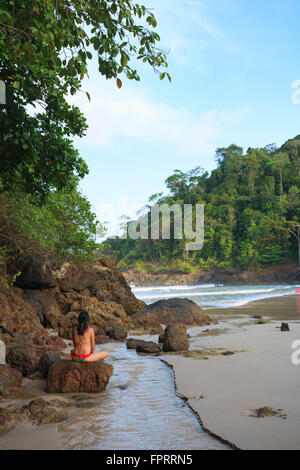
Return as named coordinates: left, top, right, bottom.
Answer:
left=24, top=289, right=62, bottom=329
left=0, top=287, right=49, bottom=342
left=0, top=257, right=152, bottom=382
left=16, top=260, right=57, bottom=290
left=54, top=259, right=146, bottom=338
left=136, top=341, right=161, bottom=354
left=162, top=324, right=189, bottom=352
left=132, top=298, right=216, bottom=327
left=54, top=259, right=145, bottom=314
left=0, top=364, right=22, bottom=398
left=0, top=257, right=147, bottom=357
left=47, top=360, right=113, bottom=393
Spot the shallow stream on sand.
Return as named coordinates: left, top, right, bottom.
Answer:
left=57, top=339, right=229, bottom=450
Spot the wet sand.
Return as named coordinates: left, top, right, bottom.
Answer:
left=209, top=294, right=300, bottom=321
left=0, top=422, right=62, bottom=450
left=162, top=295, right=300, bottom=450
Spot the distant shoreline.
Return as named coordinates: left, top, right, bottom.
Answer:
left=122, top=262, right=299, bottom=287
left=209, top=294, right=300, bottom=321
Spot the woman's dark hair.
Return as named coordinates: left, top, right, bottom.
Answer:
left=77, top=310, right=90, bottom=336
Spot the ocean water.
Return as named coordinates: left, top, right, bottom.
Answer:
left=131, top=284, right=300, bottom=309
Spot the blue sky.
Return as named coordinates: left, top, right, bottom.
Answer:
left=71, top=0, right=300, bottom=237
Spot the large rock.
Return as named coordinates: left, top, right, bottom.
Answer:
left=0, top=340, right=5, bottom=364
left=132, top=298, right=217, bottom=326
left=102, top=327, right=127, bottom=341
left=24, top=289, right=62, bottom=329
left=0, top=364, right=22, bottom=398
left=54, top=259, right=145, bottom=314
left=136, top=341, right=161, bottom=354
left=47, top=360, right=113, bottom=393
left=0, top=287, right=49, bottom=342
left=162, top=324, right=189, bottom=352
left=281, top=322, right=290, bottom=332
left=126, top=338, right=146, bottom=349
left=16, top=260, right=57, bottom=290
left=131, top=314, right=163, bottom=335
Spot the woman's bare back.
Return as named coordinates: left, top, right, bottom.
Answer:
left=71, top=326, right=109, bottom=362
left=72, top=326, right=93, bottom=356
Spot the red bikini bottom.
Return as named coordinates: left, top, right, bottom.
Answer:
left=71, top=352, right=92, bottom=362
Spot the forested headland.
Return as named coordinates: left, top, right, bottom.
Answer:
left=102, top=136, right=300, bottom=275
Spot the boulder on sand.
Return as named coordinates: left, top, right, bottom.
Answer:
left=281, top=322, right=290, bottom=332
left=136, top=341, right=161, bottom=354
left=106, top=327, right=128, bottom=341
left=162, top=324, right=189, bottom=352
left=132, top=298, right=217, bottom=326
left=47, top=360, right=113, bottom=393
left=126, top=338, right=145, bottom=349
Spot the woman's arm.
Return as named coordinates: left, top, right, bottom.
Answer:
left=90, top=328, right=95, bottom=353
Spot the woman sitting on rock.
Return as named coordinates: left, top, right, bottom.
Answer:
left=71, top=310, right=109, bottom=362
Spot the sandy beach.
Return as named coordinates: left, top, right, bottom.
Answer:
left=209, top=294, right=300, bottom=321
left=0, top=421, right=62, bottom=450
left=162, top=295, right=300, bottom=450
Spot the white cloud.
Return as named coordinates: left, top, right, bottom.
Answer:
left=71, top=80, right=252, bottom=156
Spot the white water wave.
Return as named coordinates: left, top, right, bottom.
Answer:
left=133, top=284, right=300, bottom=308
